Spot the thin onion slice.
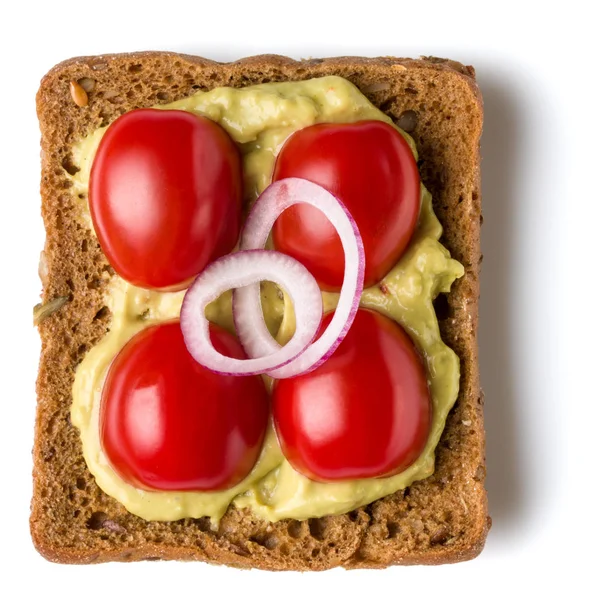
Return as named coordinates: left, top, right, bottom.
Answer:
left=180, top=250, right=322, bottom=376
left=235, top=177, right=365, bottom=379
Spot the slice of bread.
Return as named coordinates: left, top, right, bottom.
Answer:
left=32, top=52, right=488, bottom=568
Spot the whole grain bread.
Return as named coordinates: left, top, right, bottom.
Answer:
left=32, top=52, right=488, bottom=569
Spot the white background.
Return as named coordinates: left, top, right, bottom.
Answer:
left=0, top=0, right=597, bottom=597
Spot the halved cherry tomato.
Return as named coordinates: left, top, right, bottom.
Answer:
left=273, top=309, right=431, bottom=482
left=272, top=121, right=420, bottom=291
left=100, top=321, right=269, bottom=491
left=89, top=109, right=242, bottom=291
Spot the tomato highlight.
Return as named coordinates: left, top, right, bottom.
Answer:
left=272, top=121, right=420, bottom=291
left=100, top=321, right=269, bottom=491
left=273, top=309, right=431, bottom=482
left=89, top=109, right=243, bottom=291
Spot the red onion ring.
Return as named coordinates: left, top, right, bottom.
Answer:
left=235, top=178, right=365, bottom=379
left=180, top=249, right=322, bottom=376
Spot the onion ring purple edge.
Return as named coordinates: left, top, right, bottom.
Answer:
left=180, top=249, right=322, bottom=377
left=236, top=178, right=365, bottom=379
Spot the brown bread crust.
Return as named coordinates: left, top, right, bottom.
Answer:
left=32, top=52, right=488, bottom=569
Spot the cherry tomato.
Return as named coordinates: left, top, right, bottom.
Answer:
left=89, top=109, right=242, bottom=291
left=273, top=309, right=431, bottom=482
left=100, top=321, right=269, bottom=491
left=272, top=121, right=420, bottom=291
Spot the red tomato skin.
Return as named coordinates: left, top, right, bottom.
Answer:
left=89, top=109, right=242, bottom=291
left=273, top=310, right=431, bottom=482
left=100, top=322, right=269, bottom=492
left=272, top=121, right=420, bottom=291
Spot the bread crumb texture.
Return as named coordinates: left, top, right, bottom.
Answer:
left=33, top=53, right=488, bottom=568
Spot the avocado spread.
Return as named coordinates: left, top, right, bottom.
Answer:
left=69, top=76, right=464, bottom=523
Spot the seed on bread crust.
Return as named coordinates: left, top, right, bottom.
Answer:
left=69, top=80, right=88, bottom=107
left=38, top=250, right=48, bottom=285
left=363, top=82, right=390, bottom=93
left=77, top=77, right=96, bottom=93
left=430, top=526, right=450, bottom=545
left=398, top=110, right=418, bottom=133
left=33, top=296, right=69, bottom=326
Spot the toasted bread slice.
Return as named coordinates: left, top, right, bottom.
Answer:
left=32, top=52, right=487, bottom=568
